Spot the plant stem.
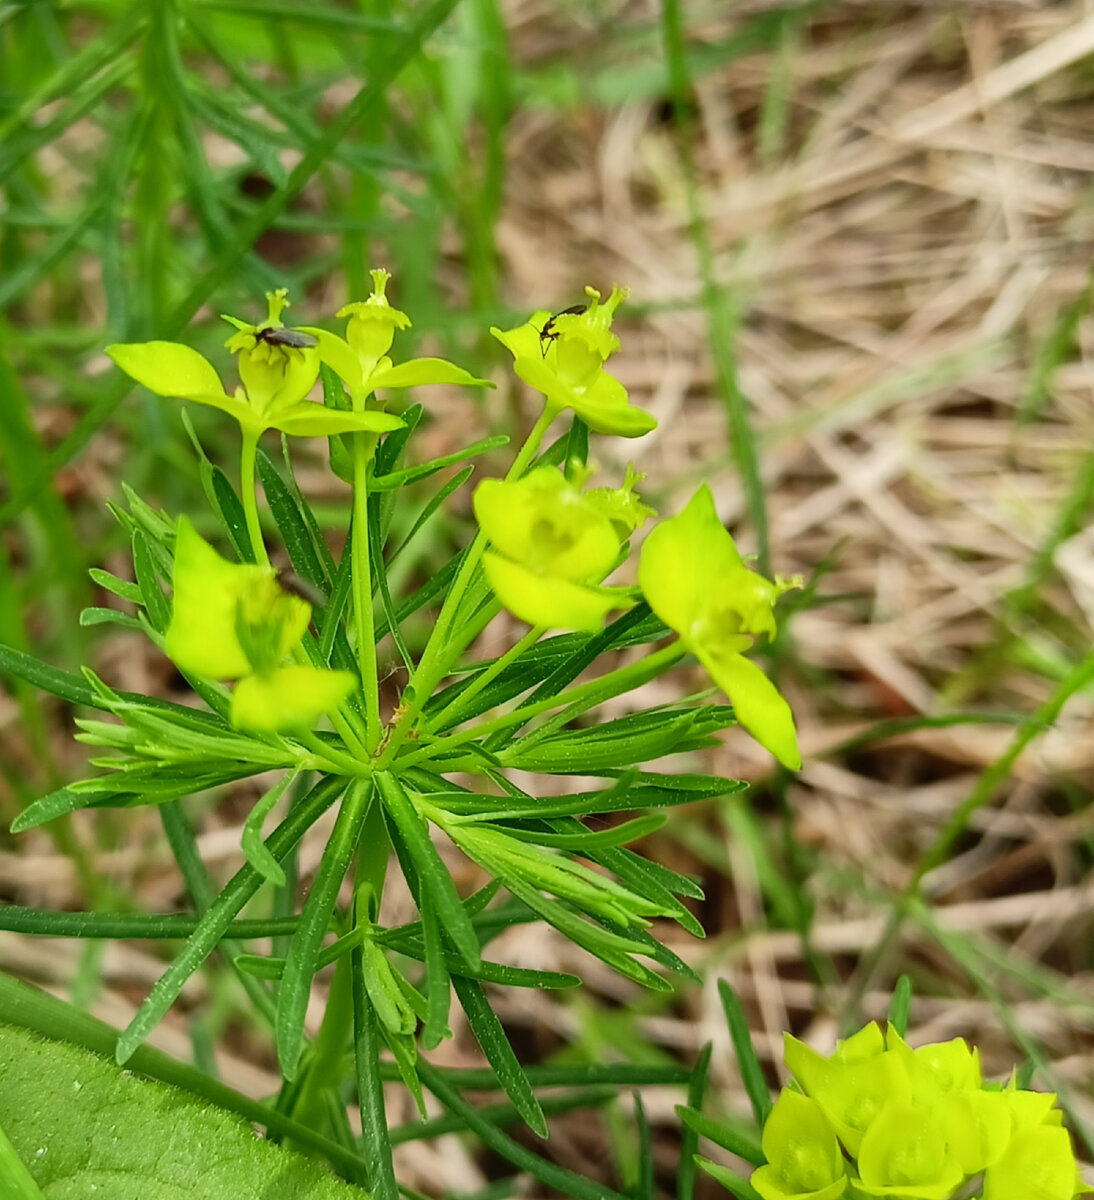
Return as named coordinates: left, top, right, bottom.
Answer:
left=239, top=427, right=269, bottom=567
left=289, top=945, right=354, bottom=1138
left=394, top=640, right=686, bottom=770
left=381, top=406, right=556, bottom=760
left=294, top=729, right=371, bottom=777
left=352, top=430, right=382, bottom=752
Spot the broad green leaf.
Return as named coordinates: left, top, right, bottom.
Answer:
left=0, top=1026, right=368, bottom=1198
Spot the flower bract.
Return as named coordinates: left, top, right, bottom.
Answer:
left=638, top=483, right=802, bottom=768
left=167, top=517, right=354, bottom=733
left=853, top=1102, right=963, bottom=1199
left=751, top=1090, right=848, bottom=1200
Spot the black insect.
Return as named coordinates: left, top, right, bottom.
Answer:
left=275, top=568, right=327, bottom=608
left=254, top=326, right=319, bottom=350
left=538, top=304, right=587, bottom=355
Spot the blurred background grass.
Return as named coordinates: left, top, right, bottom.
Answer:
left=2, top=0, right=1094, bottom=1194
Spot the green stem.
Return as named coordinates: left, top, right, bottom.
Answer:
left=294, top=729, right=371, bottom=777
left=240, top=427, right=269, bottom=567
left=290, top=947, right=354, bottom=1138
left=352, top=430, right=382, bottom=752
left=393, top=640, right=686, bottom=771
left=426, top=624, right=544, bottom=733
left=382, top=406, right=556, bottom=760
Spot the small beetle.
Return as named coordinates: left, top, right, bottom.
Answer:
left=254, top=327, right=319, bottom=350
left=538, top=304, right=587, bottom=355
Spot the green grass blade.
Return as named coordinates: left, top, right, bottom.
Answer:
left=678, top=1045, right=713, bottom=1200
left=718, top=979, right=772, bottom=1126
left=418, top=1060, right=630, bottom=1200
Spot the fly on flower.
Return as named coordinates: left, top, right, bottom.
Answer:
left=253, top=327, right=320, bottom=350
left=537, top=304, right=588, bottom=355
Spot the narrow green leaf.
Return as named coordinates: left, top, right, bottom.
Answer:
left=450, top=975, right=546, bottom=1137
left=695, top=1158, right=762, bottom=1200
left=116, top=775, right=345, bottom=1064
left=677, top=1106, right=764, bottom=1166
left=351, top=957, right=399, bottom=1200
left=277, top=778, right=372, bottom=1079
left=419, top=888, right=451, bottom=1050
left=418, top=1061, right=630, bottom=1200
left=0, top=907, right=298, bottom=940
left=633, top=1094, right=654, bottom=1200
left=376, top=773, right=481, bottom=969
left=241, top=771, right=297, bottom=887
left=386, top=465, right=473, bottom=566
left=132, top=530, right=171, bottom=633
left=498, top=814, right=666, bottom=852
left=211, top=464, right=257, bottom=563
left=360, top=940, right=416, bottom=1036
left=370, top=434, right=509, bottom=491
left=889, top=975, right=912, bottom=1037
left=78, top=607, right=145, bottom=632
left=679, top=1045, right=713, bottom=1200
left=257, top=450, right=328, bottom=590
left=718, top=979, right=772, bottom=1125
left=88, top=568, right=143, bottom=604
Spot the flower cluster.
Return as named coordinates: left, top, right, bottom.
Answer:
left=753, top=1021, right=1089, bottom=1200
left=107, top=273, right=804, bottom=767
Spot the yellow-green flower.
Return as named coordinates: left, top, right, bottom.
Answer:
left=785, top=1026, right=910, bottom=1158
left=752, top=1090, right=848, bottom=1200
left=638, top=483, right=802, bottom=769
left=167, top=517, right=354, bottom=734
left=853, top=1102, right=963, bottom=1199
left=107, top=288, right=405, bottom=439
left=310, top=268, right=491, bottom=402
left=983, top=1124, right=1089, bottom=1200
left=491, top=286, right=656, bottom=437
left=473, top=466, right=635, bottom=632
